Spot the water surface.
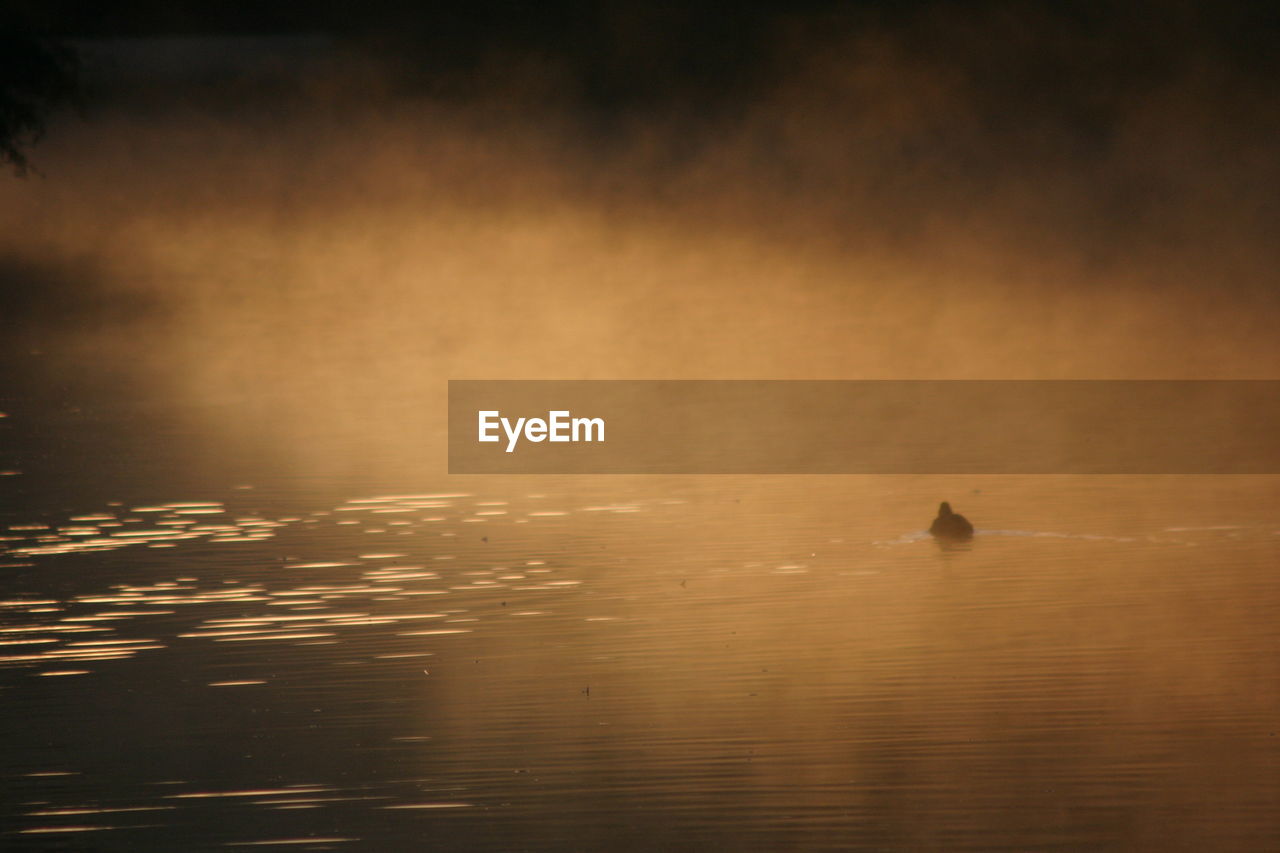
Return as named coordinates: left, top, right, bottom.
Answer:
left=2, top=405, right=1278, bottom=851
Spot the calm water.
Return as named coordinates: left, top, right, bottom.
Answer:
left=2, top=403, right=1279, bottom=851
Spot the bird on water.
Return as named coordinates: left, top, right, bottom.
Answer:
left=930, top=502, right=974, bottom=541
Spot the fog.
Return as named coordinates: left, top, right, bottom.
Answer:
left=4, top=11, right=1280, bottom=847
left=3, top=2, right=1278, bottom=479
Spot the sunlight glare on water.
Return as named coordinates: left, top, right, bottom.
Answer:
left=3, top=462, right=1280, bottom=850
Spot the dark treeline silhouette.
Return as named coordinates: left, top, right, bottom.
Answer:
left=3, top=0, right=1278, bottom=173
left=0, top=27, right=79, bottom=174
left=12, top=0, right=1278, bottom=116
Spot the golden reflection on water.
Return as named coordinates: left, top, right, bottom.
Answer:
left=1, top=477, right=1278, bottom=848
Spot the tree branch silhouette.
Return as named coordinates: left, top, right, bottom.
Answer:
left=0, top=28, right=79, bottom=176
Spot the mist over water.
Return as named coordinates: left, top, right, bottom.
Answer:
left=4, top=5, right=1279, bottom=466
left=3, top=4, right=1280, bottom=850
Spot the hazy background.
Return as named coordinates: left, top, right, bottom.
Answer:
left=3, top=0, right=1279, bottom=484
left=4, top=7, right=1280, bottom=848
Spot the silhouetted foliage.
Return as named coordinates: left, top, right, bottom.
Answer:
left=0, top=29, right=79, bottom=175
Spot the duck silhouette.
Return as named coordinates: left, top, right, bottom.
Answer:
left=929, top=502, right=974, bottom=541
